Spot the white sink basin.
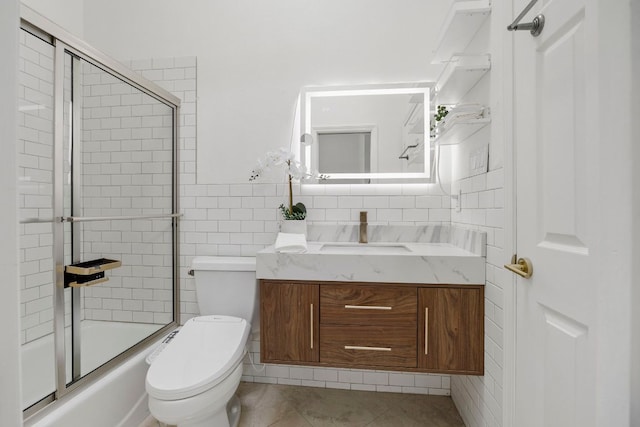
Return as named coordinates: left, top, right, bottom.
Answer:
left=319, top=243, right=412, bottom=254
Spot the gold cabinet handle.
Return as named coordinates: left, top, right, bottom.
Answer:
left=344, top=305, right=392, bottom=310
left=504, top=255, right=533, bottom=278
left=425, top=307, right=429, bottom=355
left=310, top=303, right=314, bottom=349
left=344, top=345, right=391, bottom=352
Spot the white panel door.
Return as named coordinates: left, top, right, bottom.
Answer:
left=511, top=0, right=598, bottom=425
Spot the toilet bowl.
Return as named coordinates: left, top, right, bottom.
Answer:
left=146, top=315, right=250, bottom=427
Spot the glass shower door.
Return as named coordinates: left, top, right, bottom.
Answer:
left=19, top=19, right=179, bottom=414
left=61, top=51, right=176, bottom=383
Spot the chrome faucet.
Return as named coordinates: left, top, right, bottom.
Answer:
left=359, top=211, right=368, bottom=244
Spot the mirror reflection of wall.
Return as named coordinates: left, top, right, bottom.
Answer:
left=318, top=132, right=371, bottom=184
left=311, top=94, right=407, bottom=175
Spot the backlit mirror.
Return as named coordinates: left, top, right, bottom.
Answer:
left=300, top=83, right=432, bottom=183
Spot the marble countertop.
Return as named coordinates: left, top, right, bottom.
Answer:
left=256, top=242, right=485, bottom=285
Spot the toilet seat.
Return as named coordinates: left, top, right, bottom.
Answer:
left=146, top=315, right=250, bottom=401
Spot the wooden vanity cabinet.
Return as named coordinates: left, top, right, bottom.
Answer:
left=259, top=279, right=484, bottom=375
left=260, top=280, right=319, bottom=364
left=418, top=286, right=484, bottom=375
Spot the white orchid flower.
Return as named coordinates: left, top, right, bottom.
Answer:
left=288, top=161, right=308, bottom=180
left=250, top=147, right=316, bottom=218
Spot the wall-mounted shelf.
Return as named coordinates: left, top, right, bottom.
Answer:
left=432, top=0, right=491, bottom=63
left=434, top=117, right=490, bottom=146
left=436, top=55, right=491, bottom=105
left=64, top=258, right=122, bottom=288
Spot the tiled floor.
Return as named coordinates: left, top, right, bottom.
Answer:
left=140, top=382, right=465, bottom=427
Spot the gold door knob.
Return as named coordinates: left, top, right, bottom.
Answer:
left=504, top=255, right=533, bottom=278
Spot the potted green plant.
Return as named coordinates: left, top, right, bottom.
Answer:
left=430, top=105, right=449, bottom=137
left=250, top=148, right=314, bottom=235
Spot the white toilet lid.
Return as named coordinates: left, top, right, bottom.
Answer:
left=146, top=315, right=250, bottom=400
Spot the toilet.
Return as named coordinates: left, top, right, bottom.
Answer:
left=146, top=256, right=257, bottom=427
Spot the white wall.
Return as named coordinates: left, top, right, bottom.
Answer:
left=21, top=0, right=84, bottom=38
left=0, top=0, right=24, bottom=425
left=81, top=0, right=448, bottom=184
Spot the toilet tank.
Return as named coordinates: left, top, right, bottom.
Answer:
left=191, top=256, right=257, bottom=324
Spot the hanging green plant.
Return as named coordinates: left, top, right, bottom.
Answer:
left=435, top=105, right=449, bottom=122
left=430, top=105, right=449, bottom=134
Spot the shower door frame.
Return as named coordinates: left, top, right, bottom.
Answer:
left=21, top=5, right=181, bottom=418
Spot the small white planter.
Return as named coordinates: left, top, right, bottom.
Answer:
left=280, top=219, right=307, bottom=237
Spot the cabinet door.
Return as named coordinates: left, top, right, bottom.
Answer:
left=260, top=280, right=319, bottom=364
left=418, top=287, right=484, bottom=374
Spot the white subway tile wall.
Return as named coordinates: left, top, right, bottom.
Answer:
left=450, top=164, right=505, bottom=426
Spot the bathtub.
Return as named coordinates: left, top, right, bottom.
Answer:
left=23, top=321, right=167, bottom=427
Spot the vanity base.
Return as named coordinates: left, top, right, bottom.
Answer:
left=260, top=280, right=484, bottom=376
